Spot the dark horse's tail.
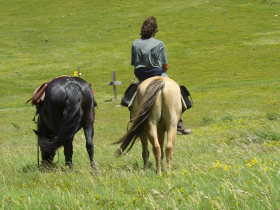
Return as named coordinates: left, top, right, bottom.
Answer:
left=113, top=78, right=165, bottom=156
left=38, top=80, right=83, bottom=152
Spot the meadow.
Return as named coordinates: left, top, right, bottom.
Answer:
left=0, top=0, right=280, bottom=209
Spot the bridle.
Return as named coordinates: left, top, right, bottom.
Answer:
left=33, top=112, right=60, bottom=167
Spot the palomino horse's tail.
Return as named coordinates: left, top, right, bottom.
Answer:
left=38, top=81, right=83, bottom=152
left=113, top=78, right=165, bottom=156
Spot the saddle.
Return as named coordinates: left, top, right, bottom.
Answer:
left=121, top=83, right=138, bottom=110
left=26, top=83, right=48, bottom=106
left=121, top=83, right=192, bottom=112
left=26, top=76, right=98, bottom=107
left=25, top=75, right=68, bottom=106
left=180, top=85, right=192, bottom=113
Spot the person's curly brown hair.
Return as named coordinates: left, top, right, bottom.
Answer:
left=140, top=16, right=158, bottom=39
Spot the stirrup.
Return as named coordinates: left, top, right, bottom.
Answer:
left=121, top=83, right=138, bottom=108
left=180, top=85, right=192, bottom=112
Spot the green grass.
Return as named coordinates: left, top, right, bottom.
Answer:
left=0, top=0, right=280, bottom=209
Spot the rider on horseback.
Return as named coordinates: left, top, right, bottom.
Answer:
left=131, top=16, right=192, bottom=135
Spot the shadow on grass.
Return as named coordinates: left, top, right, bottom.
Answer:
left=266, top=112, right=279, bottom=121
left=108, top=160, right=158, bottom=174
left=253, top=130, right=280, bottom=142
left=21, top=163, right=74, bottom=173
left=220, top=115, right=234, bottom=122
left=242, top=129, right=280, bottom=145
left=22, top=164, right=39, bottom=173
left=202, top=116, right=215, bottom=125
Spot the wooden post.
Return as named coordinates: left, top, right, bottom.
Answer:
left=107, top=70, right=121, bottom=101
left=112, top=71, right=117, bottom=101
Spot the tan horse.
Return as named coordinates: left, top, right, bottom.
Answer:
left=114, top=76, right=182, bottom=175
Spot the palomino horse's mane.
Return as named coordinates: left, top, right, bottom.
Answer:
left=113, top=78, right=165, bottom=156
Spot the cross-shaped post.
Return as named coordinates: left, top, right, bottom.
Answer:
left=107, top=70, right=121, bottom=101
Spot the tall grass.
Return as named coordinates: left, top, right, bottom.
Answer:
left=0, top=0, right=280, bottom=209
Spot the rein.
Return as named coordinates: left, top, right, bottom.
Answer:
left=33, top=112, right=60, bottom=167
left=33, top=113, right=40, bottom=167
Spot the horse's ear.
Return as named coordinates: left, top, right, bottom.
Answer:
left=33, top=129, right=38, bottom=136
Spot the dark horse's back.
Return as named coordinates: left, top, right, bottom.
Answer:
left=37, top=77, right=96, bottom=169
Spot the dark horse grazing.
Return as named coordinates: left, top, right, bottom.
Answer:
left=34, top=77, right=97, bottom=170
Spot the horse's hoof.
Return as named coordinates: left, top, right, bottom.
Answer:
left=65, top=165, right=73, bottom=171
left=41, top=160, right=52, bottom=168
left=91, top=167, right=99, bottom=176
left=92, top=167, right=98, bottom=172
left=91, top=163, right=98, bottom=172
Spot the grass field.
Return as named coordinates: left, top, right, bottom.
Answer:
left=0, top=0, right=280, bottom=209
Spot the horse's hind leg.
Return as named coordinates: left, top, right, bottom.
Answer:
left=158, top=131, right=165, bottom=172
left=83, top=123, right=97, bottom=171
left=64, top=138, right=74, bottom=169
left=165, top=126, right=177, bottom=173
left=140, top=133, right=149, bottom=169
left=148, top=125, right=162, bottom=175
